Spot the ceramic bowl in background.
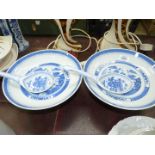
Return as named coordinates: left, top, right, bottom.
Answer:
left=108, top=116, right=155, bottom=135
left=0, top=43, right=18, bottom=71
left=0, top=35, right=12, bottom=61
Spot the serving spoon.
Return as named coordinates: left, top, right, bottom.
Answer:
left=0, top=71, right=54, bottom=94
left=60, top=65, right=134, bottom=95
left=0, top=64, right=133, bottom=95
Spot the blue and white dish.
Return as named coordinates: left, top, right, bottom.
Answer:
left=2, top=49, right=82, bottom=110
left=84, top=48, right=155, bottom=110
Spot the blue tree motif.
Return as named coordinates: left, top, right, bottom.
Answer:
left=32, top=76, right=48, bottom=91
left=107, top=77, right=125, bottom=92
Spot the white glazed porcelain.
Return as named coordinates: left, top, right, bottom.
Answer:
left=84, top=48, right=155, bottom=110
left=0, top=43, right=18, bottom=71
left=108, top=116, right=155, bottom=135
left=2, top=49, right=82, bottom=110
left=0, top=35, right=12, bottom=60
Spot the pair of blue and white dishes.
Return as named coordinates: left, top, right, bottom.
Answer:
left=2, top=48, right=155, bottom=110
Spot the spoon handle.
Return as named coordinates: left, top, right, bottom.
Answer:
left=0, top=71, right=19, bottom=82
left=63, top=66, right=97, bottom=81
left=63, top=66, right=108, bottom=90
left=64, top=66, right=108, bottom=87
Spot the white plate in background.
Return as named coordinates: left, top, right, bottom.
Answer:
left=108, top=116, right=155, bottom=135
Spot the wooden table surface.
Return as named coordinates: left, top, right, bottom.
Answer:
left=1, top=36, right=155, bottom=135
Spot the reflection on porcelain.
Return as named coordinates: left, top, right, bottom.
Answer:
left=84, top=48, right=155, bottom=110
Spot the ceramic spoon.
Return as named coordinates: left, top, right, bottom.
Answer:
left=0, top=65, right=133, bottom=95
left=0, top=71, right=54, bottom=94
left=61, top=65, right=134, bottom=95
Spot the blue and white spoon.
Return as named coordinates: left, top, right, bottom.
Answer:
left=0, top=71, right=54, bottom=94
left=0, top=65, right=134, bottom=95
left=61, top=65, right=134, bottom=95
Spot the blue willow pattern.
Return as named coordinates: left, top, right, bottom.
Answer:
left=95, top=61, right=150, bottom=102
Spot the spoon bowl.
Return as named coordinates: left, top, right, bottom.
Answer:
left=0, top=70, right=54, bottom=94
